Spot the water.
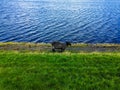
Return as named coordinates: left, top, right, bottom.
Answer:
left=0, top=0, right=120, bottom=43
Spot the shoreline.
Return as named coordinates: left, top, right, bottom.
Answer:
left=0, top=42, right=120, bottom=90
left=0, top=42, right=120, bottom=53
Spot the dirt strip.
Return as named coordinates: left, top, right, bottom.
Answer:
left=0, top=42, right=120, bottom=52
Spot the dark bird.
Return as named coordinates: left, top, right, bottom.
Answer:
left=51, top=41, right=71, bottom=52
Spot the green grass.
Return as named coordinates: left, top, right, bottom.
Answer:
left=0, top=51, right=120, bottom=90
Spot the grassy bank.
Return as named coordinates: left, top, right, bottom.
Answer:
left=0, top=51, right=120, bottom=90
left=1, top=42, right=120, bottom=52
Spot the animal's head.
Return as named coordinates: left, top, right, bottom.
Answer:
left=51, top=42, right=55, bottom=46
left=66, top=42, right=71, bottom=46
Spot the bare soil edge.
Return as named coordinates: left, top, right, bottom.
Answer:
left=0, top=42, right=120, bottom=52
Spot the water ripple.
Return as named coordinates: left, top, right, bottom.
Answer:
left=0, top=1, right=120, bottom=43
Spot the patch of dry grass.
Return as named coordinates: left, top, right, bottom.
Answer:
left=0, top=42, right=120, bottom=53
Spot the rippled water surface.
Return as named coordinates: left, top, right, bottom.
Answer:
left=0, top=0, right=120, bottom=43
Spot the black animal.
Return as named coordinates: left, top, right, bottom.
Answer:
left=51, top=41, right=71, bottom=52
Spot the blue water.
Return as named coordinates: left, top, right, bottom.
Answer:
left=0, top=0, right=120, bottom=43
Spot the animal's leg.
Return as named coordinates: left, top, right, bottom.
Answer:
left=62, top=49, right=65, bottom=52
left=52, top=48, right=55, bottom=52
left=60, top=48, right=65, bottom=52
